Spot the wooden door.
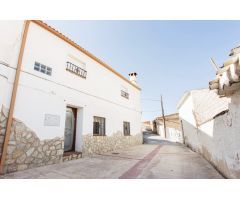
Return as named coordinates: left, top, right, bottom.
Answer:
left=64, top=107, right=77, bottom=152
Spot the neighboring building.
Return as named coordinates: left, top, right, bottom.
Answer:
left=153, top=113, right=183, bottom=143
left=178, top=46, right=240, bottom=178
left=141, top=121, right=153, bottom=132
left=0, top=20, right=142, bottom=174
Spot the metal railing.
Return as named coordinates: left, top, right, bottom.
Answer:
left=66, top=61, right=87, bottom=78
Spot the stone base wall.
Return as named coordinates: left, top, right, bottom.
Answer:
left=82, top=132, right=143, bottom=155
left=0, top=106, right=7, bottom=159
left=0, top=105, right=143, bottom=173
left=0, top=106, right=64, bottom=174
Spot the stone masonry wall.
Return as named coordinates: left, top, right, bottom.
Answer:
left=0, top=106, right=64, bottom=174
left=0, top=107, right=7, bottom=159
left=0, top=104, right=143, bottom=173
left=82, top=132, right=143, bottom=155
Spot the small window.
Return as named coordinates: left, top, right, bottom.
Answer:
left=34, top=62, right=52, bottom=76
left=40, top=65, right=46, bottom=73
left=123, top=122, right=130, bottom=136
left=121, top=90, right=129, bottom=99
left=34, top=62, right=40, bottom=71
left=121, top=85, right=129, bottom=99
left=46, top=67, right=52, bottom=75
left=93, top=116, right=105, bottom=136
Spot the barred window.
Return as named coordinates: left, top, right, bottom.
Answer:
left=121, top=85, right=129, bottom=99
left=93, top=116, right=106, bottom=136
left=123, top=121, right=130, bottom=136
left=34, top=62, right=52, bottom=76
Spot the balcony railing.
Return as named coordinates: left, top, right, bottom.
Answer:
left=66, top=61, right=87, bottom=78
left=121, top=90, right=129, bottom=99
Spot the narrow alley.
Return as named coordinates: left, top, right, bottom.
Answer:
left=0, top=133, right=223, bottom=179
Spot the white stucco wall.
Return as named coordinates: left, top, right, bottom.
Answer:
left=178, top=89, right=240, bottom=178
left=0, top=21, right=24, bottom=68
left=178, top=92, right=200, bottom=151
left=156, top=124, right=182, bottom=142
left=0, top=21, right=142, bottom=146
left=0, top=21, right=25, bottom=113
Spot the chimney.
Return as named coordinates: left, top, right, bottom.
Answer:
left=128, top=72, right=137, bottom=85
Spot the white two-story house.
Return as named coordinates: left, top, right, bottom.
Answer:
left=0, top=20, right=142, bottom=174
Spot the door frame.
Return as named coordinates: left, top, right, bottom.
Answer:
left=64, top=106, right=77, bottom=152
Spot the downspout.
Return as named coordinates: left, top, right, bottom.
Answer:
left=0, top=20, right=30, bottom=174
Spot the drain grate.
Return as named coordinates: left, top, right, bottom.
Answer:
left=112, top=152, right=120, bottom=155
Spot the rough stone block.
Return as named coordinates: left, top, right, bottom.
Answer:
left=49, top=146, right=56, bottom=151
left=12, top=149, right=24, bottom=159
left=46, top=150, right=51, bottom=156
left=7, top=145, right=16, bottom=154
left=50, top=150, right=57, bottom=156
left=6, top=159, right=15, bottom=165
left=0, top=128, right=6, bottom=135
left=16, top=153, right=27, bottom=164
left=0, top=135, right=4, bottom=143
left=32, top=150, right=38, bottom=158
left=26, top=147, right=35, bottom=156
left=57, top=149, right=63, bottom=155
left=24, top=156, right=34, bottom=164
left=17, top=164, right=28, bottom=171
left=56, top=143, right=62, bottom=150
left=37, top=153, right=43, bottom=159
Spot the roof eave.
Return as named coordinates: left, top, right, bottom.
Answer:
left=31, top=20, right=141, bottom=91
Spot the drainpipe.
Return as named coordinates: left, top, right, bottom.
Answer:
left=0, top=20, right=30, bottom=174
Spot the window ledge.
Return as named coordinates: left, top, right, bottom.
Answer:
left=93, top=134, right=106, bottom=136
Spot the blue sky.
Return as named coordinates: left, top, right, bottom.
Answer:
left=46, top=20, right=240, bottom=121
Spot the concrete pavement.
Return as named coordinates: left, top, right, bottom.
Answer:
left=0, top=133, right=223, bottom=179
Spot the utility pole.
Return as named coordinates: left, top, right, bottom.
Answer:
left=160, top=95, right=167, bottom=138
left=210, top=57, right=219, bottom=72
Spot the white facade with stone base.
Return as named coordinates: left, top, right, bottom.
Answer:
left=0, top=21, right=142, bottom=173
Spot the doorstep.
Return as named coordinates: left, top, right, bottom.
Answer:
left=63, top=151, right=83, bottom=162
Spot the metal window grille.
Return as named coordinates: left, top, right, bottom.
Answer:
left=34, top=62, right=52, bottom=76
left=123, top=121, right=130, bottom=136
left=121, top=90, right=129, bottom=99
left=93, top=116, right=105, bottom=136
left=66, top=61, right=87, bottom=78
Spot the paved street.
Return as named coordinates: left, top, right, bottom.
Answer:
left=0, top=133, right=223, bottom=179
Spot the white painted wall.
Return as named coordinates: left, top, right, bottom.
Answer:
left=156, top=124, right=182, bottom=142
left=0, top=21, right=24, bottom=68
left=0, top=21, right=25, bottom=114
left=0, top=21, right=142, bottom=145
left=178, top=92, right=200, bottom=151
left=178, top=89, right=240, bottom=178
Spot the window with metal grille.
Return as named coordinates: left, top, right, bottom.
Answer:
left=123, top=121, right=130, bottom=136
left=34, top=62, right=52, bottom=76
left=93, top=116, right=106, bottom=136
left=66, top=61, right=87, bottom=78
left=121, top=90, right=129, bottom=99
left=121, top=85, right=129, bottom=99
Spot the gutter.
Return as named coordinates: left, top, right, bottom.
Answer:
left=0, top=20, right=30, bottom=174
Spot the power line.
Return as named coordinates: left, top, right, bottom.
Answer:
left=142, top=109, right=161, bottom=112
left=141, top=98, right=161, bottom=101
